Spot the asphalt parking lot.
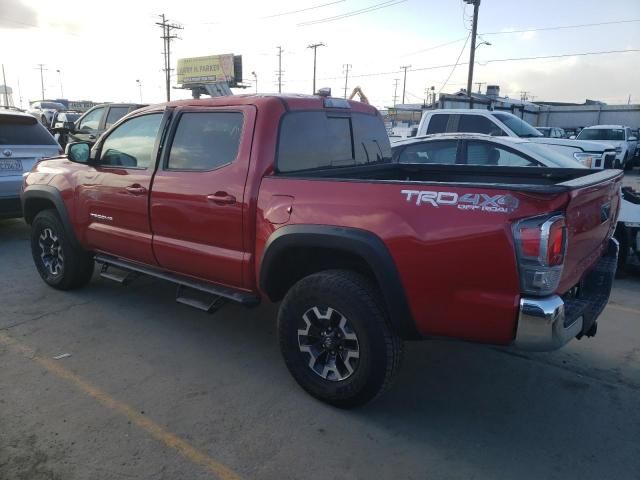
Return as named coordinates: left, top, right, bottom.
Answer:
left=1, top=177, right=639, bottom=480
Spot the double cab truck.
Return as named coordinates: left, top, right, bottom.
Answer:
left=22, top=94, right=622, bottom=407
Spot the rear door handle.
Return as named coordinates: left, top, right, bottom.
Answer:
left=207, top=192, right=236, bottom=205
left=125, top=184, right=147, bottom=195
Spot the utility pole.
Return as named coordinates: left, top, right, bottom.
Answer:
left=36, top=64, right=46, bottom=101
left=307, top=42, right=325, bottom=94
left=342, top=64, right=351, bottom=98
left=392, top=78, right=400, bottom=107
left=475, top=81, right=486, bottom=94
left=277, top=46, right=283, bottom=93
left=156, top=14, right=182, bottom=102
left=400, top=65, right=411, bottom=105
left=464, top=0, right=481, bottom=100
left=520, top=91, right=529, bottom=102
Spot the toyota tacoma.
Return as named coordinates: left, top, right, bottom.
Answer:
left=22, top=94, right=622, bottom=407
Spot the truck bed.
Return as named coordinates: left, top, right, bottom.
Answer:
left=278, top=163, right=617, bottom=194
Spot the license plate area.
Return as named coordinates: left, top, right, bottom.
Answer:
left=0, top=159, right=23, bottom=171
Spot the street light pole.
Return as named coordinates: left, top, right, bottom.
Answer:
left=136, top=79, right=143, bottom=103
left=465, top=0, right=481, bottom=99
left=56, top=69, right=64, bottom=98
left=252, top=71, right=258, bottom=93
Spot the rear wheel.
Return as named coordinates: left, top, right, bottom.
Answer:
left=278, top=270, right=403, bottom=408
left=31, top=209, right=94, bottom=290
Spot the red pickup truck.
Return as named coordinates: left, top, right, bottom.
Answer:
left=22, top=94, right=622, bottom=407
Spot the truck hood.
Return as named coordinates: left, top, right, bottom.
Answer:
left=526, top=137, right=616, bottom=153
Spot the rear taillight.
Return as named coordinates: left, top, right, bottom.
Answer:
left=513, top=215, right=567, bottom=296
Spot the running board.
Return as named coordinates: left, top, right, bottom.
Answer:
left=95, top=254, right=260, bottom=307
left=175, top=285, right=227, bottom=313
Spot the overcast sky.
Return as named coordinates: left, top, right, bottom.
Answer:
left=1, top=0, right=639, bottom=109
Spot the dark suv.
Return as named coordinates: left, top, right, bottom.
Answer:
left=66, top=103, right=146, bottom=145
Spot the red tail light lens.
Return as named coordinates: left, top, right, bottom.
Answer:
left=513, top=215, right=567, bottom=296
left=546, top=219, right=567, bottom=266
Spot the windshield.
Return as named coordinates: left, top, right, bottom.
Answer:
left=0, top=116, right=58, bottom=145
left=492, top=112, right=543, bottom=138
left=577, top=128, right=625, bottom=141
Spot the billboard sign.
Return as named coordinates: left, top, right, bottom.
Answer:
left=177, top=54, right=238, bottom=86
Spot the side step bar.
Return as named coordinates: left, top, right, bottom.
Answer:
left=95, top=254, right=260, bottom=307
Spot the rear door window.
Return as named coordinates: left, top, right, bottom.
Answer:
left=465, top=141, right=539, bottom=166
left=426, top=114, right=449, bottom=134
left=167, top=112, right=243, bottom=170
left=398, top=140, right=458, bottom=164
left=458, top=115, right=504, bottom=135
left=0, top=116, right=57, bottom=145
left=105, top=107, right=131, bottom=128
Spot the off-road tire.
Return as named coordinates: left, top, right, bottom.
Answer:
left=31, top=209, right=94, bottom=290
left=623, top=153, right=632, bottom=171
left=278, top=269, right=403, bottom=408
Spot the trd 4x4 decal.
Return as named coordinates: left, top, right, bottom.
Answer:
left=401, top=190, right=519, bottom=213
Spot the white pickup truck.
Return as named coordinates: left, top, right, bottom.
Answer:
left=416, top=109, right=618, bottom=169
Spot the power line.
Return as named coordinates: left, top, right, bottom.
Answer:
left=298, top=0, right=407, bottom=27
left=262, top=0, right=346, bottom=18
left=400, top=36, right=469, bottom=58
left=481, top=18, right=640, bottom=35
left=438, top=33, right=470, bottom=94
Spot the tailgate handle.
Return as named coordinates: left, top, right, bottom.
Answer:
left=207, top=192, right=236, bottom=205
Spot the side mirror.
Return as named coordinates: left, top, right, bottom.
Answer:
left=569, top=135, right=576, bottom=139
left=629, top=136, right=638, bottom=142
left=66, top=142, right=91, bottom=163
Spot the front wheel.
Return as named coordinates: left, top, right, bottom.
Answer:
left=278, top=270, right=403, bottom=408
left=31, top=209, right=94, bottom=290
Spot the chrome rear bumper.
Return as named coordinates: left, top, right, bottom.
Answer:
left=513, top=238, right=618, bottom=352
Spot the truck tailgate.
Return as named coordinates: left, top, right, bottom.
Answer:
left=557, top=170, right=623, bottom=293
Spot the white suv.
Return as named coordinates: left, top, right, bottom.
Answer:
left=576, top=125, right=638, bottom=170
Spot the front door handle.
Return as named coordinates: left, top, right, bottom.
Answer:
left=125, top=184, right=147, bottom=195
left=207, top=192, right=236, bottom=205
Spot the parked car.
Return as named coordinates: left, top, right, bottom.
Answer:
left=392, top=133, right=587, bottom=168
left=27, top=101, right=66, bottom=126
left=536, top=127, right=566, bottom=138
left=0, top=109, right=60, bottom=218
left=22, top=94, right=621, bottom=407
left=416, top=110, right=618, bottom=169
left=575, top=125, right=638, bottom=170
left=66, top=103, right=146, bottom=145
left=615, top=186, right=640, bottom=271
left=50, top=111, right=82, bottom=148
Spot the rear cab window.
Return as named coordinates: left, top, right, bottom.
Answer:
left=277, top=111, right=391, bottom=173
left=0, top=115, right=57, bottom=145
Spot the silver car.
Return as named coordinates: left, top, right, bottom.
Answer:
left=0, top=109, right=60, bottom=218
left=392, top=133, right=587, bottom=169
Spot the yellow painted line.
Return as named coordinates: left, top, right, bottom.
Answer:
left=0, top=331, right=242, bottom=480
left=607, top=304, right=640, bottom=316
